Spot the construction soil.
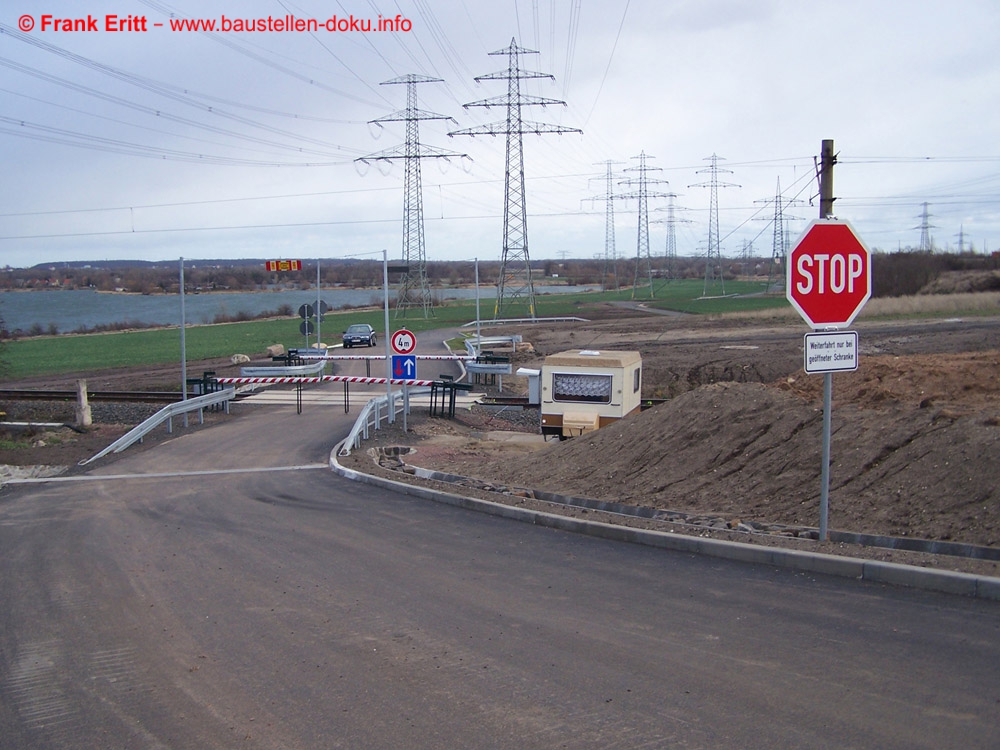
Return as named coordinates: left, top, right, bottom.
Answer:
left=338, top=307, right=1000, bottom=579
left=4, top=304, right=1000, bottom=579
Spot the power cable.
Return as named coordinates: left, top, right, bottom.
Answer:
left=0, top=85, right=313, bottom=157
left=0, top=209, right=600, bottom=242
left=0, top=56, right=358, bottom=157
left=0, top=115, right=345, bottom=166
left=133, top=0, right=391, bottom=108
left=582, top=0, right=629, bottom=127
left=0, top=26, right=365, bottom=154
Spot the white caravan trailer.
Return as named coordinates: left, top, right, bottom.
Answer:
left=539, top=349, right=642, bottom=439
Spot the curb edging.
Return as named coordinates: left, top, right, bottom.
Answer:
left=330, top=443, right=1000, bottom=601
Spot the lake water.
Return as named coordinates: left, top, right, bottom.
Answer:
left=0, top=286, right=598, bottom=333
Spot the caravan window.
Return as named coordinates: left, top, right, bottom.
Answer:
left=552, top=372, right=612, bottom=404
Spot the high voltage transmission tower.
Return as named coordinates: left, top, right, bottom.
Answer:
left=449, top=39, right=581, bottom=319
left=584, top=160, right=625, bottom=291
left=690, top=153, right=739, bottom=296
left=915, top=202, right=936, bottom=252
left=768, top=179, right=785, bottom=288
left=618, top=151, right=671, bottom=299
left=601, top=161, right=621, bottom=291
left=739, top=239, right=754, bottom=280
left=956, top=225, right=968, bottom=253
left=652, top=193, right=691, bottom=283
left=357, top=75, right=465, bottom=318
left=755, top=177, right=802, bottom=292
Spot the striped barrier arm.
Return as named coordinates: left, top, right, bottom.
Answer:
left=296, top=354, right=472, bottom=361
left=215, top=375, right=438, bottom=386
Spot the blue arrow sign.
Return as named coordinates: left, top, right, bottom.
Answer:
left=392, top=355, right=417, bottom=379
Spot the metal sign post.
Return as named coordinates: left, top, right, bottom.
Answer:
left=382, top=250, right=393, bottom=423
left=785, top=139, right=872, bottom=541
left=298, top=304, right=315, bottom=349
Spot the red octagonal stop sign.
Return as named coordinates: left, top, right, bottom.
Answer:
left=787, top=219, right=871, bottom=329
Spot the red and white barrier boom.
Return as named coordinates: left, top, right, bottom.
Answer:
left=215, top=375, right=438, bottom=386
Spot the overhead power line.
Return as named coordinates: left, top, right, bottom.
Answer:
left=0, top=115, right=344, bottom=166
left=0, top=57, right=357, bottom=159
left=0, top=22, right=364, bottom=156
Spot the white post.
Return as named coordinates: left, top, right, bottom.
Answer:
left=316, top=259, right=321, bottom=350
left=475, top=257, right=481, bottom=346
left=180, top=257, right=188, bottom=428
left=383, top=249, right=394, bottom=423
left=75, top=379, right=92, bottom=428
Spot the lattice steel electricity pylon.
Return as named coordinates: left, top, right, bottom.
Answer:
left=915, top=202, right=936, bottom=252
left=652, top=194, right=691, bottom=283
left=690, top=153, right=739, bottom=296
left=619, top=151, right=671, bottom=298
left=449, top=39, right=581, bottom=319
left=755, top=177, right=802, bottom=292
left=357, top=74, right=464, bottom=318
left=584, top=160, right=625, bottom=290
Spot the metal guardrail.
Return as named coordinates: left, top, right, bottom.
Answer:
left=463, top=335, right=522, bottom=354
left=461, top=316, right=587, bottom=327
left=338, top=388, right=414, bottom=456
left=240, top=361, right=327, bottom=377
left=79, top=388, right=235, bottom=465
left=0, top=389, right=180, bottom=403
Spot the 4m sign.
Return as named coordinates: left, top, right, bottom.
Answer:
left=787, top=219, right=871, bottom=329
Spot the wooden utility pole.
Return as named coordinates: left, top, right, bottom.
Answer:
left=819, top=139, right=836, bottom=219
left=818, top=138, right=835, bottom=540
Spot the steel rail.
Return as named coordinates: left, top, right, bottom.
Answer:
left=0, top=389, right=181, bottom=403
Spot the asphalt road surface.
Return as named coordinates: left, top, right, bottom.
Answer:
left=1, top=395, right=998, bottom=748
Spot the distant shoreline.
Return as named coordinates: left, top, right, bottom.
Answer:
left=1, top=284, right=498, bottom=296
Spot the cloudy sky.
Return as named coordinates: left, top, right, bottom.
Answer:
left=1, top=0, right=998, bottom=269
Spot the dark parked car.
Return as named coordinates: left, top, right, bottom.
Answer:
left=342, top=323, right=377, bottom=348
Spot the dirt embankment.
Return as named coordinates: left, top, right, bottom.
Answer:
left=348, top=313, right=1000, bottom=555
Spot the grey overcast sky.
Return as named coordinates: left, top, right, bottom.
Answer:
left=1, top=0, right=998, bottom=268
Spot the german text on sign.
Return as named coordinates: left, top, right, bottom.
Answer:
left=803, top=331, right=859, bottom=374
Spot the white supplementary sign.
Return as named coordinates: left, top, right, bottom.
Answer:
left=390, top=328, right=416, bottom=355
left=804, top=331, right=859, bottom=374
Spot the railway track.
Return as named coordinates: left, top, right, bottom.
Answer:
left=0, top=389, right=182, bottom=404
left=478, top=396, right=669, bottom=410
left=479, top=396, right=531, bottom=407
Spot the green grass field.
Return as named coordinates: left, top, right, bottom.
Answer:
left=20, top=279, right=961, bottom=381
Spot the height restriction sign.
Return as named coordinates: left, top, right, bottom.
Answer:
left=390, top=329, right=416, bottom=355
